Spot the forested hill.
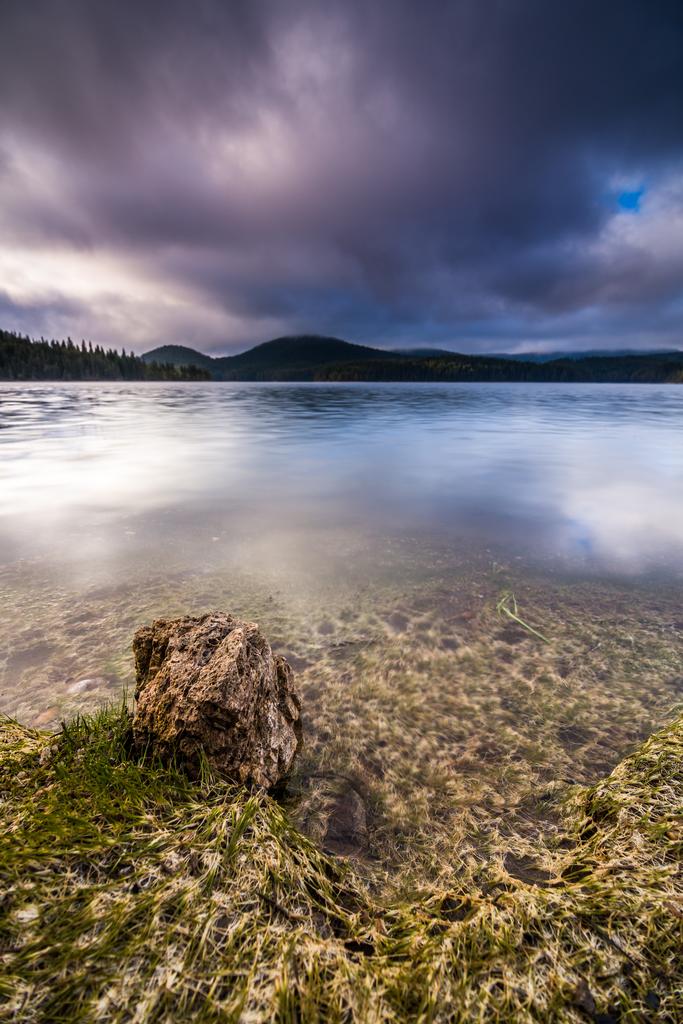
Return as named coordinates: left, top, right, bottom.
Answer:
left=143, top=334, right=683, bottom=383
left=0, top=330, right=210, bottom=381
left=315, top=351, right=683, bottom=383
left=143, top=335, right=396, bottom=379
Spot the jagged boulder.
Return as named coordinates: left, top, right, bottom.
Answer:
left=132, top=613, right=302, bottom=788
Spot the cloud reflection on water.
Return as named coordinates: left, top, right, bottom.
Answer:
left=1, top=381, right=682, bottom=582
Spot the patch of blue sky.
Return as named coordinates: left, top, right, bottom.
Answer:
left=617, top=186, right=645, bottom=212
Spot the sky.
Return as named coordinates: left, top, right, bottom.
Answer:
left=0, top=0, right=682, bottom=356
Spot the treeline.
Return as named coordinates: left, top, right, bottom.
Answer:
left=0, top=330, right=211, bottom=381
left=140, top=335, right=683, bottom=382
left=314, top=353, right=683, bottom=384
left=5, top=328, right=682, bottom=383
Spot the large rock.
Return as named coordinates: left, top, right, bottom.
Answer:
left=132, top=613, right=302, bottom=788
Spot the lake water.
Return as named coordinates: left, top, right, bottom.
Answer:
left=2, top=381, right=682, bottom=875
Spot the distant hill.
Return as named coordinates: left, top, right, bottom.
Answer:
left=143, top=335, right=397, bottom=380
left=142, top=334, right=683, bottom=383
left=138, top=344, right=216, bottom=371
left=0, top=330, right=211, bottom=381
left=314, top=352, right=683, bottom=383
left=493, top=348, right=682, bottom=363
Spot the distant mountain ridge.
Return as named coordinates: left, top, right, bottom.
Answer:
left=142, top=334, right=683, bottom=383
left=143, top=335, right=396, bottom=380
left=491, top=348, right=682, bottom=363
left=3, top=329, right=680, bottom=383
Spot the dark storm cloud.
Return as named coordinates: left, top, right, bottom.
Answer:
left=0, top=0, right=682, bottom=352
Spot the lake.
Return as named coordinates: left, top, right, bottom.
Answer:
left=1, top=381, right=682, bottom=873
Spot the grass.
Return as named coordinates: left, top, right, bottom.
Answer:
left=1, top=702, right=682, bottom=1022
left=496, top=591, right=550, bottom=644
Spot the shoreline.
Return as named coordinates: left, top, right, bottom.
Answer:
left=2, top=702, right=681, bottom=1021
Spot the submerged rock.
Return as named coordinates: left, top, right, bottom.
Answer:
left=298, top=773, right=369, bottom=857
left=323, top=781, right=368, bottom=856
left=67, top=676, right=106, bottom=695
left=132, top=613, right=302, bottom=788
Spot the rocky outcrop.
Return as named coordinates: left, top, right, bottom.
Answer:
left=132, top=613, right=302, bottom=788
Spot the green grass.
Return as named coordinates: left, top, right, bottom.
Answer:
left=496, top=591, right=550, bottom=644
left=1, top=702, right=682, bottom=1022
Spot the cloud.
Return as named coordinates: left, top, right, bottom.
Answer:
left=0, top=0, right=682, bottom=353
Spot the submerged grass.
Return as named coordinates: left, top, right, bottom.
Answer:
left=496, top=592, right=550, bottom=645
left=1, top=703, right=682, bottom=1022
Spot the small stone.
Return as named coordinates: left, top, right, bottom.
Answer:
left=132, top=613, right=302, bottom=788
left=15, top=905, right=39, bottom=924
left=33, top=706, right=60, bottom=727
left=322, top=780, right=368, bottom=856
left=67, top=677, right=105, bottom=695
left=571, top=978, right=596, bottom=1015
left=38, top=745, right=54, bottom=767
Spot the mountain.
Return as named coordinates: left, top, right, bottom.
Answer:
left=138, top=344, right=216, bottom=370
left=219, top=334, right=397, bottom=379
left=142, top=334, right=683, bottom=383
left=143, top=334, right=396, bottom=380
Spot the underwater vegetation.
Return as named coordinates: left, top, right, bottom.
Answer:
left=2, top=553, right=682, bottom=1021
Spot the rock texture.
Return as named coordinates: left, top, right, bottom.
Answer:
left=132, top=613, right=302, bottom=788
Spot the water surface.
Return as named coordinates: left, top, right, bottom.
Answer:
left=1, top=382, right=682, bottom=877
left=2, top=382, right=683, bottom=577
